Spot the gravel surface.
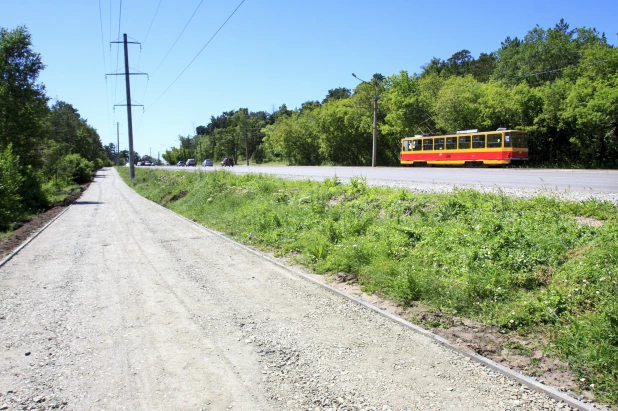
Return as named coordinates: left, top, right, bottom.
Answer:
left=0, top=168, right=581, bottom=410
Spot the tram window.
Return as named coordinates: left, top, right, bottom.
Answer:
left=446, top=137, right=457, bottom=150
left=472, top=134, right=486, bottom=149
left=458, top=136, right=471, bottom=149
left=423, top=138, right=433, bottom=151
left=435, top=138, right=445, bottom=150
left=412, top=140, right=422, bottom=151
left=510, top=132, right=527, bottom=148
left=487, top=133, right=502, bottom=148
left=403, top=141, right=410, bottom=151
left=504, top=134, right=512, bottom=148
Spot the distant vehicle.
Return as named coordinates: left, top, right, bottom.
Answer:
left=136, top=161, right=143, bottom=166
left=221, top=157, right=234, bottom=167
left=144, top=161, right=152, bottom=166
left=202, top=159, right=213, bottom=167
left=177, top=161, right=185, bottom=166
left=186, top=159, right=196, bottom=166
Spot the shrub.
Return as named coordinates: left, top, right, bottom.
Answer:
left=0, top=144, right=24, bottom=230
left=57, top=154, right=93, bottom=184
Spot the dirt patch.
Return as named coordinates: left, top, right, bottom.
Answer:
left=574, top=216, right=605, bottom=228
left=161, top=191, right=187, bottom=208
left=0, top=185, right=87, bottom=261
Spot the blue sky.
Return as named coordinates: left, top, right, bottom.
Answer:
left=2, top=0, right=617, bottom=158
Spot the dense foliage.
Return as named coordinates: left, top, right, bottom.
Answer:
left=0, top=26, right=111, bottom=230
left=169, top=20, right=617, bottom=168
left=121, top=167, right=618, bottom=404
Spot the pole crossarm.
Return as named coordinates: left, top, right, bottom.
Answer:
left=106, top=73, right=149, bottom=76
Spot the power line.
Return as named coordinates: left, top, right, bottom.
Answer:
left=98, top=0, right=112, bottom=142
left=150, top=0, right=205, bottom=78
left=113, top=0, right=123, bottom=104
left=142, top=0, right=163, bottom=48
left=147, top=0, right=247, bottom=110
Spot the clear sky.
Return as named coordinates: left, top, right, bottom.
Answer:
left=2, top=0, right=617, bottom=158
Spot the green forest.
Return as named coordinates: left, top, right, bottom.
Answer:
left=164, top=20, right=618, bottom=169
left=0, top=26, right=112, bottom=231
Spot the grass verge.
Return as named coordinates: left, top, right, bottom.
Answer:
left=119, top=167, right=618, bottom=406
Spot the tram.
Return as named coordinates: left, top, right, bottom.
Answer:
left=400, top=129, right=528, bottom=166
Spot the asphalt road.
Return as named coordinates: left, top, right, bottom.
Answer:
left=157, top=165, right=618, bottom=193
left=0, top=168, right=571, bottom=410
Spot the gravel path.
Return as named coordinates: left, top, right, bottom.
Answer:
left=0, top=168, right=577, bottom=410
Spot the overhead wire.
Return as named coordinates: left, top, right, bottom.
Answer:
left=98, top=0, right=112, bottom=143
left=150, top=0, right=205, bottom=78
left=113, top=0, right=123, bottom=104
left=141, top=0, right=163, bottom=48
left=147, top=0, right=247, bottom=111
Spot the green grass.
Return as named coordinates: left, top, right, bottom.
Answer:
left=42, top=180, right=80, bottom=204
left=119, top=167, right=618, bottom=405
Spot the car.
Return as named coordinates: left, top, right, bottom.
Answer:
left=136, top=161, right=143, bottom=166
left=202, top=159, right=213, bottom=167
left=177, top=161, right=185, bottom=166
left=186, top=159, right=196, bottom=167
left=144, top=161, right=152, bottom=166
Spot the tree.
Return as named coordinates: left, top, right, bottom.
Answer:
left=0, top=26, right=49, bottom=168
left=322, top=87, right=351, bottom=104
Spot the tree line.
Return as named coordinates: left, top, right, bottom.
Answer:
left=0, top=26, right=112, bottom=230
left=167, top=20, right=617, bottom=168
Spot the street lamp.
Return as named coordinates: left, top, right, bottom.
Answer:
left=352, top=73, right=378, bottom=167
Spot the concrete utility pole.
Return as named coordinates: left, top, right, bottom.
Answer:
left=116, top=122, right=120, bottom=166
left=245, top=129, right=249, bottom=166
left=108, top=34, right=147, bottom=179
left=372, top=94, right=378, bottom=168
left=123, top=34, right=135, bottom=178
left=352, top=73, right=379, bottom=167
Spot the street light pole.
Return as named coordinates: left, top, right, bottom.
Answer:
left=352, top=73, right=378, bottom=167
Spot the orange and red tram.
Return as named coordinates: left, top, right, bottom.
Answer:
left=400, top=129, right=528, bottom=166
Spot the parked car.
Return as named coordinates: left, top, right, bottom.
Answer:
left=144, top=161, right=152, bottom=166
left=202, top=159, right=213, bottom=167
left=177, top=161, right=185, bottom=166
left=186, top=159, right=196, bottom=166
left=136, top=161, right=143, bottom=166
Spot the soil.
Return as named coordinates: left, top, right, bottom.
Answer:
left=0, top=184, right=87, bottom=261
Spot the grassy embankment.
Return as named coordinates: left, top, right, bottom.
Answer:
left=119, top=167, right=618, bottom=405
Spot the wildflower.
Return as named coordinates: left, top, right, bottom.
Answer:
left=595, top=291, right=600, bottom=295
left=509, top=320, right=514, bottom=324
left=511, top=311, right=515, bottom=315
left=590, top=384, right=595, bottom=388
left=580, top=378, right=586, bottom=382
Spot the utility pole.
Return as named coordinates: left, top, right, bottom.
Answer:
left=108, top=34, right=147, bottom=179
left=372, top=94, right=378, bottom=168
left=116, top=122, right=120, bottom=166
left=352, top=73, right=379, bottom=167
left=245, top=129, right=249, bottom=166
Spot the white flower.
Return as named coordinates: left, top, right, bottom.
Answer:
left=580, top=378, right=586, bottom=382
left=509, top=320, right=514, bottom=324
